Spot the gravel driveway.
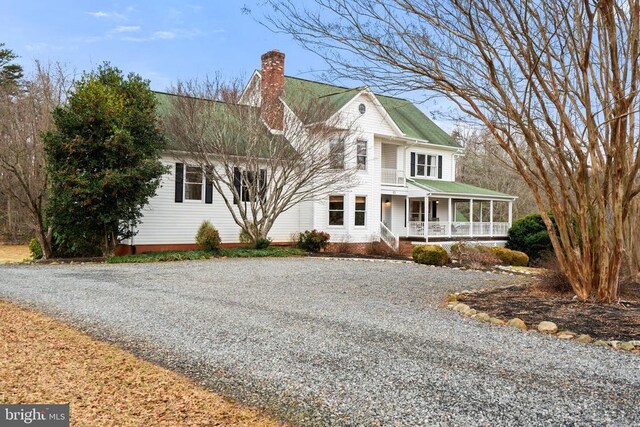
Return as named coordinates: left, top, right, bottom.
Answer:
left=1, top=258, right=639, bottom=426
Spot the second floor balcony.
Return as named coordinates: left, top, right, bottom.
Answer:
left=381, top=168, right=406, bottom=186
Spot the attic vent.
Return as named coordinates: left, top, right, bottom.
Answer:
left=358, top=103, right=366, bottom=114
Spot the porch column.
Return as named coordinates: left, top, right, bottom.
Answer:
left=469, top=198, right=474, bottom=238
left=490, top=200, right=494, bottom=237
left=508, top=200, right=513, bottom=227
left=448, top=197, right=453, bottom=237
left=425, top=195, right=429, bottom=243
left=405, top=197, right=409, bottom=237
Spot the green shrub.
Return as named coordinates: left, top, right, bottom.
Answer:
left=296, top=230, right=331, bottom=252
left=412, top=244, right=450, bottom=266
left=195, top=221, right=221, bottom=251
left=239, top=229, right=253, bottom=245
left=254, top=237, right=272, bottom=249
left=29, top=238, right=43, bottom=260
left=507, top=214, right=555, bottom=261
left=490, top=247, right=529, bottom=266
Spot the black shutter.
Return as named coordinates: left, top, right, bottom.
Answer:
left=233, top=167, right=241, bottom=204
left=174, top=163, right=184, bottom=203
left=404, top=200, right=407, bottom=227
left=431, top=200, right=438, bottom=220
left=204, top=168, right=213, bottom=204
left=259, top=169, right=267, bottom=200
left=438, top=155, right=443, bottom=179
left=410, top=152, right=416, bottom=177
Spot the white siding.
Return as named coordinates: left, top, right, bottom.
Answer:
left=132, top=156, right=311, bottom=245
left=405, top=145, right=456, bottom=181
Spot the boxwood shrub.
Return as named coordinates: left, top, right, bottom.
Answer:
left=412, top=244, right=450, bottom=266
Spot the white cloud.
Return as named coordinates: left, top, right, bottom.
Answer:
left=87, top=11, right=126, bottom=20
left=151, top=31, right=176, bottom=40
left=112, top=26, right=141, bottom=33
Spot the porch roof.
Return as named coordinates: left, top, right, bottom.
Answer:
left=408, top=178, right=516, bottom=199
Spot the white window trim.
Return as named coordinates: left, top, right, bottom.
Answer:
left=328, top=194, right=346, bottom=227
left=354, top=195, right=367, bottom=227
left=356, top=139, right=368, bottom=171
left=184, top=165, right=205, bottom=203
left=413, top=153, right=440, bottom=179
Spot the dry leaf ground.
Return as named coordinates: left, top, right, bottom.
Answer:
left=0, top=299, right=284, bottom=426
left=0, top=245, right=29, bottom=263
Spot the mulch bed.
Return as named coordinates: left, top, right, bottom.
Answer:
left=459, top=283, right=640, bottom=342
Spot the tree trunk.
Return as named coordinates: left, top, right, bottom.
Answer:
left=35, top=225, right=53, bottom=260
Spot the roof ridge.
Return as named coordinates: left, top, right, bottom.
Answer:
left=153, top=90, right=257, bottom=110
left=283, top=75, right=412, bottom=103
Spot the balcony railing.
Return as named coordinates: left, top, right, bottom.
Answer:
left=381, top=168, right=406, bottom=186
left=408, top=221, right=510, bottom=237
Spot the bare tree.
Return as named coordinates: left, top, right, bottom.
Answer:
left=265, top=0, right=640, bottom=302
left=164, top=78, right=358, bottom=245
left=0, top=62, right=71, bottom=258
left=454, top=129, right=538, bottom=220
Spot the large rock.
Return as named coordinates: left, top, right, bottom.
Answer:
left=474, top=312, right=491, bottom=322
left=537, top=321, right=558, bottom=334
left=506, top=318, right=527, bottom=330
left=489, top=317, right=505, bottom=325
left=619, top=342, right=635, bottom=351
left=452, top=303, right=471, bottom=313
left=463, top=309, right=477, bottom=317
left=557, top=331, right=576, bottom=339
left=594, top=340, right=610, bottom=347
left=575, top=334, right=593, bottom=344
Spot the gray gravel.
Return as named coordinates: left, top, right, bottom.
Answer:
left=1, top=257, right=639, bottom=426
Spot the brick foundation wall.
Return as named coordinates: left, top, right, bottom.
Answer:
left=115, top=241, right=292, bottom=256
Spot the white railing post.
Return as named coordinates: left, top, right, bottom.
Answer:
left=469, top=198, right=474, bottom=238
left=490, top=200, right=494, bottom=237
left=405, top=197, right=409, bottom=237
left=508, top=201, right=513, bottom=228
left=425, top=196, right=429, bottom=243
left=448, top=197, right=453, bottom=237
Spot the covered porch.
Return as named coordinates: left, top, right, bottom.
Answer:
left=398, top=179, right=515, bottom=241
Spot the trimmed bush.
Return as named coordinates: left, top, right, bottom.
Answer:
left=29, top=238, right=43, bottom=260
left=412, top=244, right=450, bottom=266
left=254, top=237, right=272, bottom=249
left=296, top=230, right=331, bottom=252
left=507, top=213, right=555, bottom=261
left=490, top=247, right=529, bottom=266
left=195, top=221, right=221, bottom=251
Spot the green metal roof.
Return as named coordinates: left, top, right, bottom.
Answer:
left=281, top=76, right=461, bottom=148
left=409, top=178, right=515, bottom=198
left=154, top=91, right=292, bottom=156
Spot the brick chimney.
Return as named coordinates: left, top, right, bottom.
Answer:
left=261, top=50, right=285, bottom=131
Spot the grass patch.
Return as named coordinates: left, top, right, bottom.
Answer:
left=0, top=299, right=284, bottom=426
left=107, top=247, right=304, bottom=264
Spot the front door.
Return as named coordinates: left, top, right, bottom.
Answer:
left=381, top=197, right=392, bottom=228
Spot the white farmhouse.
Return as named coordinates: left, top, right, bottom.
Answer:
left=119, top=51, right=516, bottom=254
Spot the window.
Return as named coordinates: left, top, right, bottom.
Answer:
left=416, top=154, right=426, bottom=176
left=355, top=196, right=366, bottom=226
left=356, top=140, right=368, bottom=170
left=329, top=195, right=344, bottom=226
left=329, top=139, right=345, bottom=169
left=426, top=155, right=438, bottom=178
left=234, top=168, right=267, bottom=205
left=185, top=166, right=203, bottom=200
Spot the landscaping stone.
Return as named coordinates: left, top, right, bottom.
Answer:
left=619, top=342, right=635, bottom=351
left=506, top=318, right=527, bottom=330
left=575, top=334, right=593, bottom=344
left=594, top=340, right=610, bottom=347
left=489, top=317, right=505, bottom=325
left=537, top=321, right=558, bottom=334
left=474, top=312, right=491, bottom=322
left=557, top=332, right=575, bottom=340
left=452, top=303, right=471, bottom=313
left=462, top=309, right=477, bottom=317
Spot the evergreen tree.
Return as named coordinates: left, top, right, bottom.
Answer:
left=44, top=63, right=167, bottom=256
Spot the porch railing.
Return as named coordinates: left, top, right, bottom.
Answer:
left=380, top=221, right=399, bottom=252
left=408, top=221, right=510, bottom=237
left=381, top=168, right=406, bottom=186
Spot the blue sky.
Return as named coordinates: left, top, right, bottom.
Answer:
left=1, top=1, right=332, bottom=90
left=1, top=0, right=457, bottom=130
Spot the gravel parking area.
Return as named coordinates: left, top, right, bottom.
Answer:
left=1, top=257, right=639, bottom=426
